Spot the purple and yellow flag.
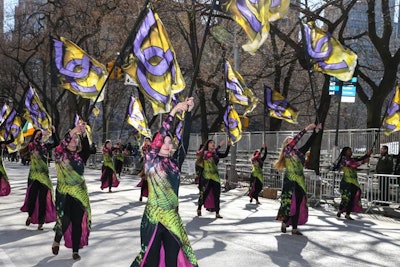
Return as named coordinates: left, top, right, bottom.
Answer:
left=54, top=37, right=107, bottom=102
left=265, top=86, right=298, bottom=124
left=225, top=61, right=258, bottom=115
left=127, top=96, right=151, bottom=138
left=221, top=0, right=289, bottom=55
left=223, top=105, right=242, bottom=143
left=382, top=85, right=400, bottom=135
left=123, top=7, right=185, bottom=115
left=23, top=86, right=52, bottom=132
left=0, top=107, right=24, bottom=153
left=303, top=21, right=357, bottom=81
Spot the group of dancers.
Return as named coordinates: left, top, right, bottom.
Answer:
left=0, top=96, right=373, bottom=265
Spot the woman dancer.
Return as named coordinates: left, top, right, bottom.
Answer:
left=198, top=139, right=231, bottom=218
left=52, top=122, right=91, bottom=261
left=274, top=123, right=321, bottom=235
left=248, top=143, right=267, bottom=204
left=334, top=147, right=372, bottom=220
left=20, top=128, right=58, bottom=230
left=0, top=134, right=14, bottom=196
left=131, top=98, right=198, bottom=267
left=137, top=137, right=151, bottom=202
left=100, top=140, right=120, bottom=192
left=113, top=141, right=124, bottom=178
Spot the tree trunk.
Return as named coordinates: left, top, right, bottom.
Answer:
left=309, top=77, right=331, bottom=174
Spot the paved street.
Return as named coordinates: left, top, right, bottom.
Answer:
left=1, top=161, right=400, bottom=267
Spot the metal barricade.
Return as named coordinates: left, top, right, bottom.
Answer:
left=366, top=174, right=400, bottom=211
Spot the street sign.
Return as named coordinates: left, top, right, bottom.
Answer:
left=329, top=76, right=357, bottom=102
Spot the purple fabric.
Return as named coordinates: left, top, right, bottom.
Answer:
left=63, top=212, right=89, bottom=249
left=140, top=224, right=195, bottom=267
left=204, top=188, right=215, bottom=210
left=100, top=171, right=120, bottom=190
left=0, top=177, right=11, bottom=196
left=285, top=191, right=308, bottom=227
left=20, top=185, right=56, bottom=224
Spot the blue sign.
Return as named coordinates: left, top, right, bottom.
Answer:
left=329, top=76, right=357, bottom=102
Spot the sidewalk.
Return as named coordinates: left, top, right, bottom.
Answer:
left=1, top=161, right=399, bottom=267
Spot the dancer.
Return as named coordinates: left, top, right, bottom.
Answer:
left=113, top=141, right=124, bottom=178
left=137, top=137, right=151, bottom=202
left=248, top=143, right=267, bottom=205
left=100, top=140, right=119, bottom=192
left=52, top=122, right=91, bottom=261
left=20, top=127, right=58, bottom=230
left=195, top=144, right=205, bottom=216
left=334, top=146, right=372, bottom=220
left=198, top=139, right=231, bottom=218
left=0, top=134, right=14, bottom=196
left=274, top=123, right=321, bottom=235
left=131, top=97, right=198, bottom=267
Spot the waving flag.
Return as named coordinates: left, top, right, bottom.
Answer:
left=54, top=37, right=107, bottom=101
left=303, top=21, right=357, bottom=82
left=223, top=105, right=242, bottom=143
left=225, top=61, right=258, bottom=115
left=0, top=107, right=24, bottom=153
left=123, top=7, right=185, bottom=115
left=265, top=86, right=298, bottom=124
left=23, top=86, right=52, bottom=132
left=382, top=85, right=400, bottom=135
left=127, top=96, right=151, bottom=138
left=268, top=0, right=290, bottom=21
left=221, top=0, right=289, bottom=54
left=22, top=121, right=35, bottom=137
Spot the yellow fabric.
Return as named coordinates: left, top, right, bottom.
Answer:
left=123, top=9, right=185, bottom=115
left=127, top=96, right=152, bottom=138
left=306, top=22, right=357, bottom=82
left=383, top=85, right=400, bottom=135
left=57, top=37, right=107, bottom=101
left=225, top=105, right=242, bottom=143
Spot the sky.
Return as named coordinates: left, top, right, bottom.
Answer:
left=3, top=0, right=18, bottom=32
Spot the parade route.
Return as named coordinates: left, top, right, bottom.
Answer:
left=1, top=161, right=400, bottom=267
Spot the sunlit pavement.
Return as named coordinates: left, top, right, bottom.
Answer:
left=1, top=161, right=400, bottom=267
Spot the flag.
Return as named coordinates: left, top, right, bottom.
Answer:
left=225, top=60, right=250, bottom=106
left=123, top=7, right=185, bottom=115
left=53, top=37, right=107, bottom=102
left=223, top=105, right=242, bottom=143
left=23, top=86, right=52, bottom=132
left=303, top=21, right=357, bottom=82
left=127, top=96, right=151, bottom=138
left=268, top=0, right=290, bottom=21
left=22, top=121, right=35, bottom=137
left=382, top=85, right=400, bottom=135
left=265, top=86, right=298, bottom=124
left=224, top=60, right=258, bottom=115
left=221, top=0, right=289, bottom=54
left=0, top=107, right=24, bottom=153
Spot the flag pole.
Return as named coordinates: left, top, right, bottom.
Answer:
left=87, top=0, right=151, bottom=118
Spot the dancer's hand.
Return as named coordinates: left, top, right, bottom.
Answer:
left=305, top=123, right=316, bottom=131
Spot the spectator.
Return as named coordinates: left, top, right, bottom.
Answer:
left=376, top=145, right=393, bottom=202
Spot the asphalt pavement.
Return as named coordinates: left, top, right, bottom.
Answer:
left=1, top=161, right=400, bottom=267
